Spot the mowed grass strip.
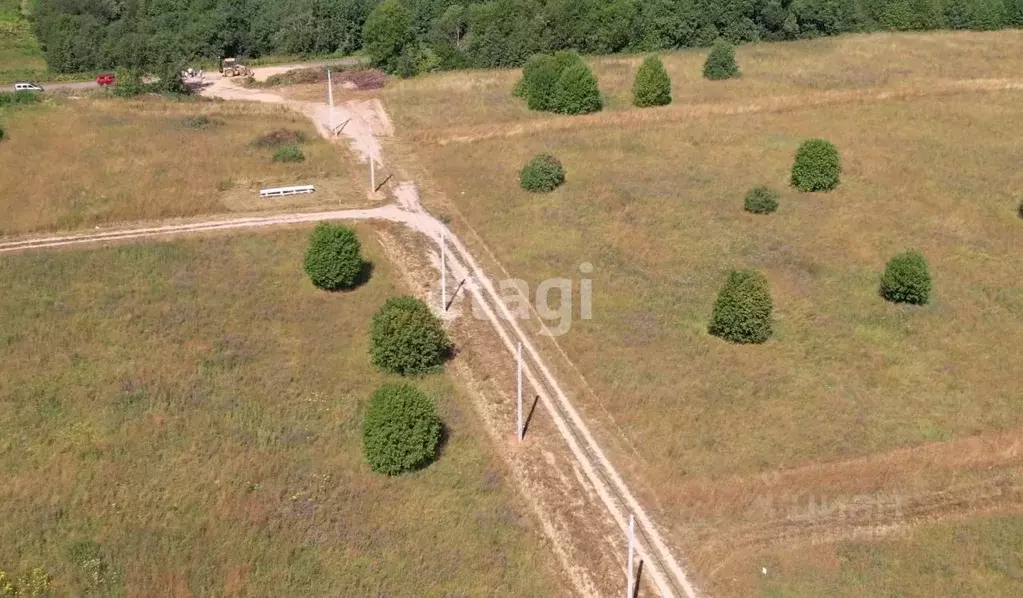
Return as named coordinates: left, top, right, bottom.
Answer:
left=735, top=513, right=1023, bottom=597
left=382, top=30, right=1023, bottom=132
left=408, top=91, right=1023, bottom=484
left=0, top=229, right=561, bottom=596
left=0, top=99, right=357, bottom=236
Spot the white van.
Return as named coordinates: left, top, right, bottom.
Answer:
left=13, top=82, right=43, bottom=92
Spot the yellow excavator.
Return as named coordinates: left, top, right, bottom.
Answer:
left=219, top=58, right=251, bottom=77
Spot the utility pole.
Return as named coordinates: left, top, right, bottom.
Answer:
left=326, top=69, right=334, bottom=132
left=517, top=342, right=523, bottom=440
left=440, top=231, right=447, bottom=310
left=626, top=513, right=635, bottom=598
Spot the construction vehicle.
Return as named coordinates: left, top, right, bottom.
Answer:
left=219, top=58, right=250, bottom=77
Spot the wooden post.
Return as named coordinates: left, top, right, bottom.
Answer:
left=326, top=70, right=334, bottom=132
left=440, top=231, right=447, bottom=311
left=517, top=342, right=523, bottom=440
left=626, top=513, right=635, bottom=597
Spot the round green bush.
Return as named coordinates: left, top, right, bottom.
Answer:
left=363, top=383, right=442, bottom=475
left=272, top=145, right=305, bottom=162
left=303, top=222, right=365, bottom=290
left=517, top=52, right=584, bottom=112
left=633, top=54, right=671, bottom=107
left=519, top=153, right=565, bottom=192
left=708, top=270, right=773, bottom=344
left=744, top=186, right=779, bottom=214
left=552, top=62, right=602, bottom=115
left=370, top=296, right=452, bottom=374
left=790, top=139, right=842, bottom=192
left=880, top=250, right=931, bottom=305
left=703, top=38, right=740, bottom=81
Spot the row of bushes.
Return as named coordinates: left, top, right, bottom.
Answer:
left=516, top=41, right=741, bottom=115
left=303, top=222, right=453, bottom=475
left=710, top=253, right=933, bottom=344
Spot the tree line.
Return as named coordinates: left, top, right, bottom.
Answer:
left=31, top=0, right=1023, bottom=74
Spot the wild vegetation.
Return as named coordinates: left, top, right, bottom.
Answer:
left=362, top=383, right=443, bottom=475
left=26, top=0, right=1023, bottom=76
left=304, top=222, right=366, bottom=291
left=369, top=296, right=453, bottom=374
left=791, top=138, right=842, bottom=192
left=632, top=54, right=671, bottom=107
left=0, top=230, right=562, bottom=595
left=743, top=185, right=779, bottom=214
left=518, top=153, right=566, bottom=192
left=702, top=38, right=740, bottom=80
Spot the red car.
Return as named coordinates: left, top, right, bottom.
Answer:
left=96, top=73, right=115, bottom=86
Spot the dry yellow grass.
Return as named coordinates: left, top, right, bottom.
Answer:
left=0, top=228, right=563, bottom=595
left=382, top=30, right=1023, bottom=132
left=377, top=30, right=1023, bottom=596
left=0, top=98, right=367, bottom=236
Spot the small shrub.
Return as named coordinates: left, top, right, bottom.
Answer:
left=552, top=62, right=602, bottom=115
left=790, top=139, right=842, bottom=192
left=519, top=153, right=565, bottom=193
left=362, top=383, right=442, bottom=475
left=1017, top=199, right=1023, bottom=220
left=880, top=250, right=931, bottom=305
left=180, top=114, right=222, bottom=130
left=254, top=129, right=307, bottom=148
left=0, top=568, right=50, bottom=596
left=744, top=186, right=779, bottom=214
left=708, top=270, right=773, bottom=344
left=0, top=123, right=4, bottom=142
left=303, top=222, right=365, bottom=290
left=272, top=145, right=305, bottom=163
left=703, top=38, right=740, bottom=80
left=370, top=296, right=452, bottom=374
left=633, top=54, right=672, bottom=107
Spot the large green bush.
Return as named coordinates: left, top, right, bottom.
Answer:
left=633, top=54, right=671, bottom=107
left=517, top=52, right=584, bottom=112
left=519, top=153, right=565, bottom=192
left=362, top=383, right=442, bottom=476
left=744, top=186, right=779, bottom=214
left=708, top=270, right=773, bottom=344
left=370, top=296, right=452, bottom=374
left=552, top=62, right=602, bottom=115
left=113, top=68, right=144, bottom=98
left=880, top=250, right=931, bottom=305
left=303, top=222, right=365, bottom=290
left=703, top=38, right=740, bottom=80
left=790, top=139, right=842, bottom=192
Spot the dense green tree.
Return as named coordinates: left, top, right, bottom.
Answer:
left=552, top=62, right=603, bottom=114
left=304, top=223, right=365, bottom=290
left=633, top=54, right=672, bottom=107
left=791, top=139, right=842, bottom=192
left=708, top=270, right=773, bottom=344
left=363, top=0, right=417, bottom=74
left=370, top=296, right=452, bottom=374
left=703, top=38, right=740, bottom=80
left=362, top=383, right=443, bottom=475
left=880, top=251, right=931, bottom=304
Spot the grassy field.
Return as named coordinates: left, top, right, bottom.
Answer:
left=0, top=228, right=563, bottom=595
left=383, top=29, right=1023, bottom=133
left=0, top=97, right=367, bottom=236
left=752, top=514, right=1023, bottom=597
left=377, top=30, right=1023, bottom=595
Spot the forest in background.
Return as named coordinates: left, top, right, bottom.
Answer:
left=27, top=0, right=1023, bottom=75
